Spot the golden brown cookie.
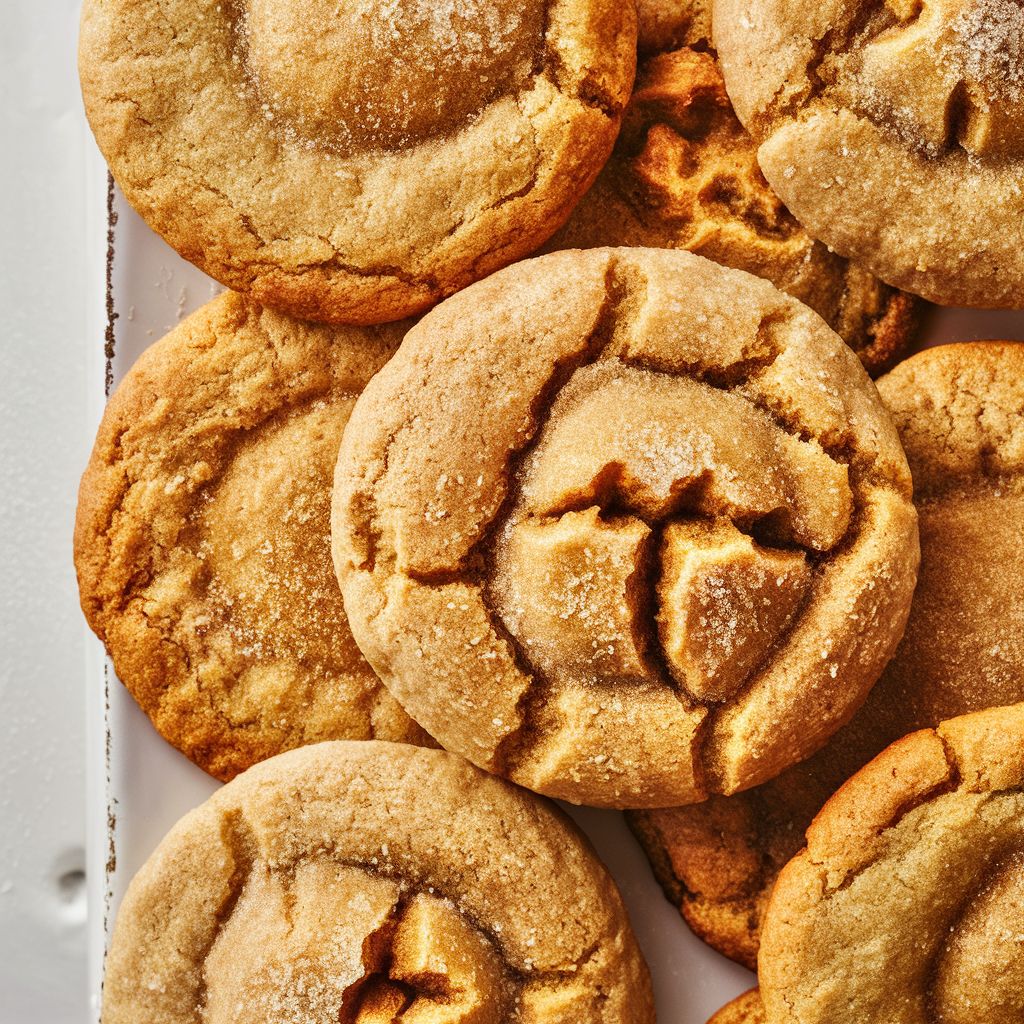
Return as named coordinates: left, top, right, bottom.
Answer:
left=548, top=7, right=921, bottom=375
left=713, top=0, right=1024, bottom=308
left=629, top=341, right=1024, bottom=966
left=707, top=990, right=765, bottom=1024
left=75, top=292, right=430, bottom=781
left=78, top=0, right=636, bottom=325
left=757, top=703, right=1024, bottom=1023
left=332, top=247, right=918, bottom=808
left=102, top=741, right=655, bottom=1024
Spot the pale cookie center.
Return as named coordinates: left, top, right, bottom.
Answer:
left=490, top=362, right=847, bottom=705
left=852, top=0, right=1024, bottom=157
left=198, top=402, right=350, bottom=667
left=239, top=0, right=544, bottom=151
left=932, top=851, right=1024, bottom=1024
left=204, top=863, right=512, bottom=1024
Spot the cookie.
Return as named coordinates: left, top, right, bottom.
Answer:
left=757, top=703, right=1024, bottom=1023
left=707, top=991, right=765, bottom=1024
left=101, top=740, right=655, bottom=1024
left=332, top=247, right=918, bottom=808
left=629, top=341, right=1024, bottom=966
left=548, top=7, right=920, bottom=375
left=74, top=292, right=430, bottom=781
left=713, top=0, right=1024, bottom=308
left=78, top=0, right=636, bottom=326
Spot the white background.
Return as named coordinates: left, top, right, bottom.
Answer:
left=0, top=2, right=106, bottom=1021
left=4, top=3, right=1024, bottom=1023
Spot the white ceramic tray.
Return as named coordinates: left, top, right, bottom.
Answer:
left=87, top=181, right=1024, bottom=1021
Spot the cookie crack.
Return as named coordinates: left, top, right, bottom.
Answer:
left=196, top=808, right=258, bottom=1017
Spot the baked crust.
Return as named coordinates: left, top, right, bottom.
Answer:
left=759, top=703, right=1024, bottom=1022
left=78, top=0, right=637, bottom=324
left=707, top=990, right=766, bottom=1024
left=74, top=292, right=430, bottom=781
left=101, top=741, right=655, bottom=1024
left=549, top=12, right=921, bottom=374
left=713, top=0, right=1024, bottom=308
left=332, top=247, right=918, bottom=808
left=629, top=341, right=1024, bottom=963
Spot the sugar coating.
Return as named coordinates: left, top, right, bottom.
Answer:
left=714, top=0, right=1024, bottom=307
left=758, top=704, right=1024, bottom=1024
left=631, top=341, right=1024, bottom=970
left=79, top=0, right=637, bottom=324
left=74, top=293, right=429, bottom=782
left=333, top=248, right=919, bottom=808
left=239, top=0, right=541, bottom=151
left=100, top=742, right=655, bottom=1024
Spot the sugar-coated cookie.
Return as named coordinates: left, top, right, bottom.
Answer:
left=757, top=703, right=1024, bottom=1023
left=630, top=341, right=1024, bottom=965
left=713, top=0, right=1024, bottom=308
left=75, top=292, right=430, bottom=781
left=101, top=741, right=655, bottom=1024
left=332, top=247, right=918, bottom=808
left=549, top=2, right=920, bottom=375
left=79, top=0, right=636, bottom=325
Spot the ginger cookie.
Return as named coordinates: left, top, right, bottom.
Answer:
left=78, top=0, right=636, bottom=325
left=713, top=0, right=1024, bottom=308
left=548, top=2, right=920, bottom=375
left=101, top=741, right=655, bottom=1024
left=630, top=341, right=1024, bottom=966
left=74, top=292, right=430, bottom=781
left=332, top=247, right=918, bottom=808
left=755, top=703, right=1024, bottom=1023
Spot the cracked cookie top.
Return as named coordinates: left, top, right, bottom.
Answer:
left=757, top=703, right=1024, bottom=1024
left=74, top=292, right=431, bottom=782
left=713, top=0, right=1024, bottom=308
left=78, top=0, right=636, bottom=325
left=331, top=248, right=919, bottom=808
left=100, top=741, right=655, bottom=1024
left=627, top=341, right=1024, bottom=967
left=547, top=6, right=921, bottom=376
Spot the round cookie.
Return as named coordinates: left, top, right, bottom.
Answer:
left=629, top=341, right=1024, bottom=965
left=101, top=740, right=655, bottom=1024
left=78, top=0, right=636, bottom=326
left=757, top=703, right=1024, bottom=1023
left=713, top=0, right=1024, bottom=308
left=75, top=292, right=430, bottom=781
left=548, top=3, right=920, bottom=375
left=332, top=247, right=919, bottom=808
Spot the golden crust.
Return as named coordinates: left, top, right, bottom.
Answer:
left=78, top=0, right=637, bottom=325
left=707, top=990, right=766, bottom=1024
left=74, top=292, right=431, bottom=781
left=332, top=247, right=918, bottom=808
left=547, top=20, right=921, bottom=375
left=714, top=0, right=1024, bottom=308
left=101, top=741, right=655, bottom=1024
left=759, top=703, right=1024, bottom=1022
left=628, top=341, right=1024, bottom=963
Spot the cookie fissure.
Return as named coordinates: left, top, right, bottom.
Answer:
left=335, top=249, right=917, bottom=807
left=197, top=810, right=259, bottom=1017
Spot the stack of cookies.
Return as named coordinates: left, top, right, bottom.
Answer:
left=75, top=0, right=1024, bottom=1021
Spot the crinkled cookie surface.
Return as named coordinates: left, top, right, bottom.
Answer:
left=332, top=247, right=918, bottom=808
